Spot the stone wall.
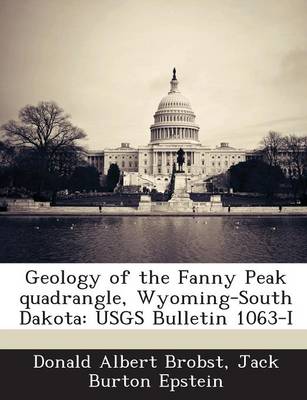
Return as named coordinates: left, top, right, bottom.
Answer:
left=228, top=206, right=307, bottom=214
left=2, top=197, right=307, bottom=215
left=5, top=199, right=50, bottom=210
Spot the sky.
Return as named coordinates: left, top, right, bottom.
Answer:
left=0, top=0, right=307, bottom=151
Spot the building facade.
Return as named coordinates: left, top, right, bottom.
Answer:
left=88, top=69, right=247, bottom=192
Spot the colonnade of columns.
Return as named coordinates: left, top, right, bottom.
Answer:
left=150, top=127, right=198, bottom=142
left=153, top=151, right=195, bottom=169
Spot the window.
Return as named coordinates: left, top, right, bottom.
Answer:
left=129, top=162, right=132, bottom=167
left=135, top=161, right=138, bottom=167
left=144, top=169, right=147, bottom=174
left=202, top=160, right=204, bottom=165
left=212, top=162, right=215, bottom=166
left=144, top=160, right=147, bottom=165
left=158, top=167, right=161, bottom=174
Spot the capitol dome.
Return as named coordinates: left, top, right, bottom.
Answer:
left=150, top=68, right=199, bottom=144
left=158, top=92, right=192, bottom=111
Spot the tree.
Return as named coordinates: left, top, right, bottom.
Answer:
left=0, top=140, right=15, bottom=166
left=282, top=134, right=307, bottom=199
left=9, top=148, right=42, bottom=192
left=261, top=131, right=283, bottom=166
left=229, top=159, right=284, bottom=196
left=106, top=163, right=120, bottom=192
left=69, top=166, right=100, bottom=192
left=1, top=101, right=86, bottom=193
left=0, top=141, right=13, bottom=188
left=211, top=171, right=230, bottom=192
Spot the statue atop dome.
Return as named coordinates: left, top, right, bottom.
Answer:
left=170, top=68, right=179, bottom=93
left=172, top=67, right=177, bottom=81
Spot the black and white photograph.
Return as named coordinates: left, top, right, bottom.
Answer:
left=1, top=0, right=307, bottom=263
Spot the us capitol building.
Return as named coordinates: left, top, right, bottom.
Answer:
left=88, top=69, right=249, bottom=192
